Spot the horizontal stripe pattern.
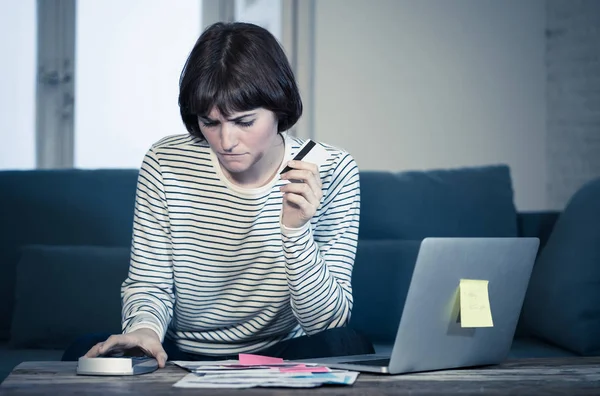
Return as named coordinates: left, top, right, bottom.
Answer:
left=121, top=133, right=360, bottom=355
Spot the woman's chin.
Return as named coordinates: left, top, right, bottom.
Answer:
left=220, top=162, right=253, bottom=178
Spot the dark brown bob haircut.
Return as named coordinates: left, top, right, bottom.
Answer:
left=178, top=22, right=303, bottom=140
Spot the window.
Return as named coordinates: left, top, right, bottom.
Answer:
left=5, top=0, right=300, bottom=170
left=0, top=0, right=36, bottom=170
left=74, top=0, right=202, bottom=168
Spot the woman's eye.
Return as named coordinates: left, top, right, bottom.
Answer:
left=201, top=121, right=218, bottom=128
left=236, top=120, right=255, bottom=128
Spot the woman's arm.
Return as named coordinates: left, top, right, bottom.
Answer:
left=121, top=147, right=174, bottom=342
left=281, top=153, right=360, bottom=334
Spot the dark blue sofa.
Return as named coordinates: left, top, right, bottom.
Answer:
left=1, top=164, right=599, bottom=382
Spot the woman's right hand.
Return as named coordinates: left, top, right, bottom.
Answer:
left=84, top=328, right=168, bottom=368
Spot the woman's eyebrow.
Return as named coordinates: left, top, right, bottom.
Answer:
left=228, top=113, right=256, bottom=122
left=199, top=112, right=256, bottom=123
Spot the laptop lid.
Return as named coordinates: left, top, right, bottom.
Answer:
left=387, top=237, right=539, bottom=374
left=301, top=237, right=539, bottom=375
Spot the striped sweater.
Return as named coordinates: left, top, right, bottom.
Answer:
left=121, top=132, right=360, bottom=355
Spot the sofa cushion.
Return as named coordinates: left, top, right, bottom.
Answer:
left=507, top=338, right=575, bottom=359
left=359, top=165, right=518, bottom=240
left=521, top=177, right=600, bottom=356
left=9, top=245, right=131, bottom=349
left=349, top=239, right=421, bottom=343
left=0, top=169, right=138, bottom=340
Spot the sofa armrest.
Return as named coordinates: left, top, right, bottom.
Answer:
left=514, top=210, right=560, bottom=339
left=517, top=211, right=560, bottom=251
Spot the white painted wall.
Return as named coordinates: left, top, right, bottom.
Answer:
left=234, top=0, right=282, bottom=42
left=313, top=0, right=547, bottom=211
left=546, top=1, right=600, bottom=210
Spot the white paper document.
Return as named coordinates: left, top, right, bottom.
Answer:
left=171, top=355, right=359, bottom=389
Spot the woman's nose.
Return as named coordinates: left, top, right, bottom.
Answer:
left=220, top=124, right=238, bottom=152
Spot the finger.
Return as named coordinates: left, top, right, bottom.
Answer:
left=283, top=161, right=320, bottom=186
left=305, top=162, right=320, bottom=181
left=282, top=162, right=320, bottom=179
left=285, top=160, right=319, bottom=174
left=281, top=168, right=311, bottom=182
left=281, top=170, right=322, bottom=201
left=97, top=334, right=134, bottom=356
left=155, top=349, right=169, bottom=368
left=84, top=340, right=121, bottom=358
left=139, top=340, right=168, bottom=368
left=304, top=174, right=322, bottom=202
left=84, top=343, right=102, bottom=358
left=280, top=183, right=319, bottom=207
left=283, top=190, right=314, bottom=215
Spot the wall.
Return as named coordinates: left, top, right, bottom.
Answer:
left=546, top=0, right=600, bottom=209
left=313, top=0, right=547, bottom=211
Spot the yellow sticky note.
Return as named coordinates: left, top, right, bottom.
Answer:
left=459, top=279, right=493, bottom=328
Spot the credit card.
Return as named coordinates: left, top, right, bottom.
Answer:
left=280, top=139, right=331, bottom=174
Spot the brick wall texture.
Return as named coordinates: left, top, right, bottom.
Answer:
left=546, top=0, right=600, bottom=209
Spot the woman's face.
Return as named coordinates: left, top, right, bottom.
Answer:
left=198, top=107, right=282, bottom=181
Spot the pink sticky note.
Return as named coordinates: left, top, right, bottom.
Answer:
left=238, top=353, right=284, bottom=366
left=279, top=365, right=330, bottom=373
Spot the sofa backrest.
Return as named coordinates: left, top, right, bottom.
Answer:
left=0, top=165, right=552, bottom=347
left=350, top=165, right=521, bottom=343
left=357, top=165, right=519, bottom=240
left=0, top=169, right=139, bottom=340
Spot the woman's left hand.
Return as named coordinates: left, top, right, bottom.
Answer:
left=280, top=160, right=323, bottom=229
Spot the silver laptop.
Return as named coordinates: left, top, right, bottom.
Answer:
left=299, top=237, right=539, bottom=374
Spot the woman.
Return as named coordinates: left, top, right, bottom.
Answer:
left=65, top=21, right=373, bottom=367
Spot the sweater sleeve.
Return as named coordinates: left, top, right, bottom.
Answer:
left=281, top=153, right=360, bottom=335
left=120, top=147, right=174, bottom=341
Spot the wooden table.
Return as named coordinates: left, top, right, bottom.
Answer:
left=1, top=357, right=600, bottom=395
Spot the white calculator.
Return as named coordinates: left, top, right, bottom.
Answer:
left=76, top=356, right=159, bottom=376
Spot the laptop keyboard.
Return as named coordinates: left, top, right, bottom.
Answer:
left=340, top=358, right=391, bottom=366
